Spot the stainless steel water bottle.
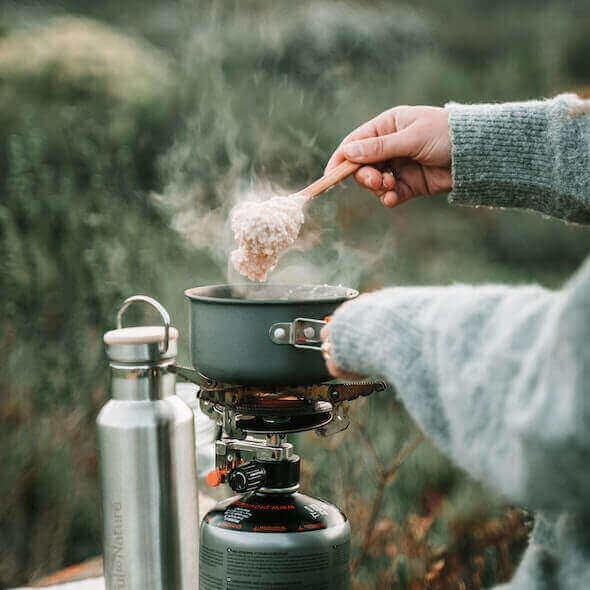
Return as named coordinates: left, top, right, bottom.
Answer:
left=97, top=295, right=199, bottom=590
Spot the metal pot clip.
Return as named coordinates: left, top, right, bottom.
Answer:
left=269, top=318, right=326, bottom=350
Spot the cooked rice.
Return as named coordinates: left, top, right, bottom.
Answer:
left=230, top=193, right=309, bottom=281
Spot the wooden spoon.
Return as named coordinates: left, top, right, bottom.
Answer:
left=299, top=160, right=361, bottom=200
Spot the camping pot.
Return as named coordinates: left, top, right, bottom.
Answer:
left=185, top=284, right=358, bottom=385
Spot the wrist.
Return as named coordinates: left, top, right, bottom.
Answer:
left=328, top=288, right=429, bottom=378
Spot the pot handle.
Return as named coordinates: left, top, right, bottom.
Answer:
left=269, top=317, right=327, bottom=350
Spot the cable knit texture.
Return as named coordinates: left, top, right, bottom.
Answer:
left=329, top=94, right=590, bottom=588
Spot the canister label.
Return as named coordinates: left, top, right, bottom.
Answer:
left=200, top=541, right=350, bottom=590
left=200, top=492, right=350, bottom=590
left=204, top=491, right=345, bottom=533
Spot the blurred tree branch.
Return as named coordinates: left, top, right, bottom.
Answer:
left=351, top=420, right=425, bottom=576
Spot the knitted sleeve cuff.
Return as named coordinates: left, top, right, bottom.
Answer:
left=328, top=288, right=435, bottom=383
left=328, top=287, right=453, bottom=446
left=445, top=94, right=590, bottom=223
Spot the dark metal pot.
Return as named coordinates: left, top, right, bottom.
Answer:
left=185, top=284, right=358, bottom=385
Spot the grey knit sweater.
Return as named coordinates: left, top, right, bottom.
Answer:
left=329, top=93, right=590, bottom=589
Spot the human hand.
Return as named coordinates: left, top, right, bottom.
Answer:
left=320, top=322, right=366, bottom=381
left=325, top=106, right=452, bottom=208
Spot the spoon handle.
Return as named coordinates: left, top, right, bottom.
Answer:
left=300, top=160, right=361, bottom=199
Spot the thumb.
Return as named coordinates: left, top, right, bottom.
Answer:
left=343, top=127, right=422, bottom=164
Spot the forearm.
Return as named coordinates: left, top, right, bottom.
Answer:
left=329, top=262, right=590, bottom=511
left=328, top=287, right=453, bottom=446
left=446, top=93, right=590, bottom=224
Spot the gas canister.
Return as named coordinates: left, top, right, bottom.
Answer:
left=199, top=455, right=350, bottom=590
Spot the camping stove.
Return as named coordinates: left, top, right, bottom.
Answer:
left=98, top=291, right=386, bottom=590
left=188, top=379, right=385, bottom=590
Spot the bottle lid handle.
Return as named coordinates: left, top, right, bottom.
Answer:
left=117, top=295, right=171, bottom=354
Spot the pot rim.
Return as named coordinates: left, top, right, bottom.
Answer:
left=184, top=284, right=359, bottom=305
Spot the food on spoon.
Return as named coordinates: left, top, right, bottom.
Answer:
left=230, top=161, right=362, bottom=281
left=230, top=193, right=309, bottom=281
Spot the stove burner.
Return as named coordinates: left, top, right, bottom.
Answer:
left=235, top=409, right=333, bottom=434
left=171, top=365, right=387, bottom=436
left=231, top=396, right=332, bottom=416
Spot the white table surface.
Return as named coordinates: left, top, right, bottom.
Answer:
left=18, top=578, right=105, bottom=590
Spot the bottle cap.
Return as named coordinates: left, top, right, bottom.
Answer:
left=104, top=295, right=178, bottom=363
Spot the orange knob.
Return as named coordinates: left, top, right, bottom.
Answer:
left=206, top=469, right=227, bottom=487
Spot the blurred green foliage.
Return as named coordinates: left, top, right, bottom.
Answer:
left=1, top=0, right=589, bottom=587
left=0, top=13, right=194, bottom=584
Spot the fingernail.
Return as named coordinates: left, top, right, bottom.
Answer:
left=383, top=172, right=395, bottom=189
left=344, top=142, right=362, bottom=158
left=385, top=192, right=398, bottom=207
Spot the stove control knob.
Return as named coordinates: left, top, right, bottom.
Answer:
left=227, top=462, right=267, bottom=493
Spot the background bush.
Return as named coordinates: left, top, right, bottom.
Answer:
left=1, top=1, right=589, bottom=587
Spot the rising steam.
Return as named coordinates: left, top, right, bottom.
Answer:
left=157, top=1, right=411, bottom=290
